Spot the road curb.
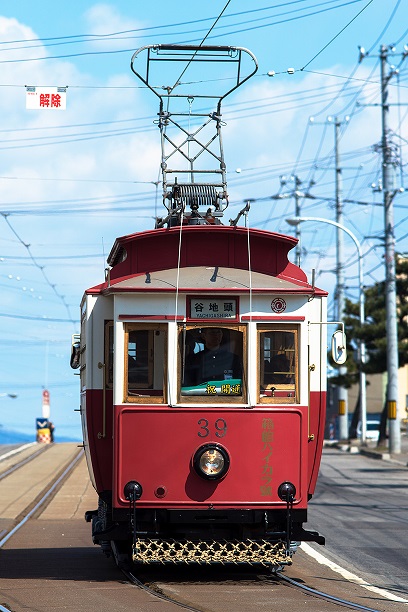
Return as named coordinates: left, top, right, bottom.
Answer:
left=324, top=440, right=408, bottom=467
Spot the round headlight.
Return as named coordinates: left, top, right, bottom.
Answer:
left=193, top=444, right=230, bottom=480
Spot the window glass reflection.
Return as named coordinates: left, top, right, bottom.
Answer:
left=260, top=329, right=297, bottom=401
left=181, top=327, right=243, bottom=397
left=125, top=325, right=166, bottom=402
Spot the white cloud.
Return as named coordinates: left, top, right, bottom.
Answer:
left=0, top=7, right=407, bottom=437
left=84, top=3, right=144, bottom=50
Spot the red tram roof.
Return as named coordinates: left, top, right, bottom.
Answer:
left=86, top=225, right=327, bottom=296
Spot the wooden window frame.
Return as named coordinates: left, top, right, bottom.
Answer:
left=257, top=324, right=299, bottom=404
left=124, top=323, right=167, bottom=404
left=178, top=323, right=247, bottom=404
left=104, top=320, right=114, bottom=389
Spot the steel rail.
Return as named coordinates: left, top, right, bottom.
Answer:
left=0, top=445, right=49, bottom=481
left=0, top=449, right=83, bottom=548
left=123, top=564, right=384, bottom=612
left=275, top=571, right=382, bottom=612
left=122, top=568, right=206, bottom=612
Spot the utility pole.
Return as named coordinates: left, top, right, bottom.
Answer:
left=294, top=175, right=302, bottom=267
left=334, top=117, right=348, bottom=440
left=380, top=45, right=401, bottom=453
left=278, top=175, right=304, bottom=267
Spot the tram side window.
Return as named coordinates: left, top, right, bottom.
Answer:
left=180, top=325, right=245, bottom=402
left=259, top=327, right=298, bottom=403
left=125, top=324, right=166, bottom=403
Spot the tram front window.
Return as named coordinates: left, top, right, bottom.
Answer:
left=181, top=326, right=244, bottom=399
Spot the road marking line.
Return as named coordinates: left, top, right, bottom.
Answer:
left=0, top=442, right=36, bottom=462
left=300, top=542, right=408, bottom=604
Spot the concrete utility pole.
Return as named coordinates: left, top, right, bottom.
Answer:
left=294, top=175, right=302, bottom=267
left=380, top=45, right=401, bottom=453
left=334, top=117, right=348, bottom=440
left=278, top=175, right=304, bottom=267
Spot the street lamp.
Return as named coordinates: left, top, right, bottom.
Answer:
left=286, top=216, right=367, bottom=444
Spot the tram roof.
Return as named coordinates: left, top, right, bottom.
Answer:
left=86, top=225, right=327, bottom=296
left=99, top=266, right=327, bottom=296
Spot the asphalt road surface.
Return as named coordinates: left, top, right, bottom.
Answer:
left=306, top=446, right=408, bottom=601
left=1, top=443, right=406, bottom=611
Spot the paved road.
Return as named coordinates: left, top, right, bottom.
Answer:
left=306, top=445, right=408, bottom=601
left=0, top=443, right=35, bottom=458
left=1, top=443, right=406, bottom=611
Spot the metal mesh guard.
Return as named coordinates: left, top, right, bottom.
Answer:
left=132, top=539, right=290, bottom=566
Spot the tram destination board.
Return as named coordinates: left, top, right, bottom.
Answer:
left=187, top=296, right=239, bottom=321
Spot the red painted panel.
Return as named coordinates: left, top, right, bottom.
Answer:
left=85, top=389, right=114, bottom=493
left=106, top=226, right=308, bottom=285
left=113, top=407, right=308, bottom=510
left=307, top=390, right=327, bottom=495
left=241, top=316, right=305, bottom=321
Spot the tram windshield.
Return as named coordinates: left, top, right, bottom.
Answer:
left=180, top=326, right=244, bottom=400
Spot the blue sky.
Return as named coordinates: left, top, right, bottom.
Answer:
left=0, top=1, right=407, bottom=440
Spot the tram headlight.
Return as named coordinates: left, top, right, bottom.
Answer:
left=193, top=444, right=230, bottom=480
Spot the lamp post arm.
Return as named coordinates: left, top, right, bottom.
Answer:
left=286, top=215, right=367, bottom=444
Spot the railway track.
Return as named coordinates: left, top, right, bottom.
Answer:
left=0, top=443, right=49, bottom=481
left=118, top=562, right=385, bottom=612
left=0, top=447, right=83, bottom=549
left=122, top=567, right=206, bottom=612
left=273, top=571, right=382, bottom=612
left=0, top=445, right=400, bottom=611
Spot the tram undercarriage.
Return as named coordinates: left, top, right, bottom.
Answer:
left=87, top=499, right=324, bottom=566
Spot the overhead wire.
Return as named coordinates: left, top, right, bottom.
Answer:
left=0, top=1, right=369, bottom=64
left=0, top=2, right=328, bottom=48
left=333, top=59, right=380, bottom=116
left=366, top=0, right=403, bottom=55
left=204, top=0, right=365, bottom=43
left=0, top=148, right=382, bottom=216
left=169, top=0, right=231, bottom=92
left=0, top=4, right=404, bottom=270
left=286, top=6, right=401, bottom=225
left=1, top=214, right=76, bottom=326
left=182, top=0, right=362, bottom=41
left=300, top=0, right=374, bottom=70
left=391, top=26, right=408, bottom=47
left=0, top=8, right=404, bottom=420
left=0, top=82, right=381, bottom=154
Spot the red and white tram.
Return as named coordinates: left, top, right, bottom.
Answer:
left=72, top=45, right=344, bottom=567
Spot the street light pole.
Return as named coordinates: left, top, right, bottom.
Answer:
left=333, top=117, right=349, bottom=441
left=286, top=216, right=367, bottom=444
